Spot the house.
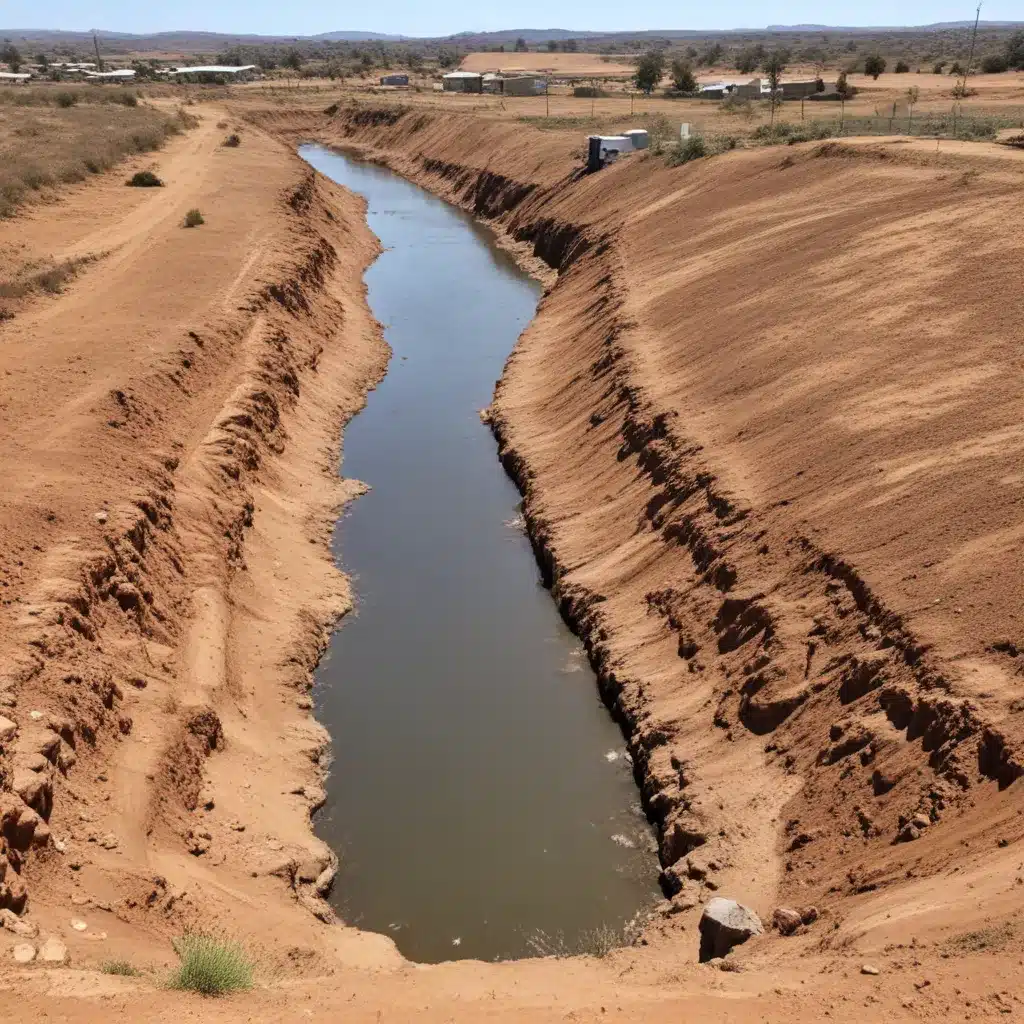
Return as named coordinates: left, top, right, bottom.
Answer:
left=779, top=80, right=824, bottom=100
left=442, top=71, right=483, bottom=93
left=379, top=73, right=409, bottom=87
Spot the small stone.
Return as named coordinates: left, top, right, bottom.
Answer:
left=229, top=821, right=246, bottom=832
left=28, top=711, right=43, bottom=722
left=897, top=824, right=921, bottom=843
left=12, top=942, right=35, bottom=963
left=38, top=937, right=68, bottom=964
left=773, top=907, right=803, bottom=936
left=0, top=716, right=17, bottom=743
left=296, top=696, right=313, bottom=710
left=98, top=833, right=119, bottom=850
left=54, top=839, right=66, bottom=853
left=95, top=511, right=108, bottom=524
left=70, top=918, right=88, bottom=931
left=71, top=895, right=89, bottom=906
left=861, top=964, right=880, bottom=976
left=910, top=813, right=930, bottom=830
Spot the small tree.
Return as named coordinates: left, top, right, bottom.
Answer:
left=565, top=38, right=578, bottom=52
left=0, top=43, right=22, bottom=71
left=906, top=84, right=920, bottom=129
left=634, top=50, right=665, bottom=95
left=864, top=54, right=886, bottom=79
left=836, top=70, right=855, bottom=99
left=669, top=57, right=697, bottom=94
left=283, top=49, right=302, bottom=71
left=547, top=40, right=558, bottom=53
left=761, top=50, right=787, bottom=126
left=981, top=53, right=1009, bottom=73
left=933, top=61, right=946, bottom=74
left=1007, top=30, right=1024, bottom=70
left=514, top=37, right=528, bottom=53
left=894, top=60, right=910, bottom=73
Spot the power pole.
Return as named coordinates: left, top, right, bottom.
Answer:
left=92, top=30, right=103, bottom=72
left=958, top=1, right=982, bottom=100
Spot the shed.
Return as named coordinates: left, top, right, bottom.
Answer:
left=500, top=75, right=546, bottom=97
left=442, top=71, right=483, bottom=93
left=779, top=80, right=823, bottom=100
left=623, top=129, right=649, bottom=150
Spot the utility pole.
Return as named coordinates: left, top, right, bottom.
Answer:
left=92, top=30, right=103, bottom=72
left=957, top=1, right=982, bottom=100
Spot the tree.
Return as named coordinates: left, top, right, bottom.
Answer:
left=283, top=48, right=303, bottom=71
left=761, top=50, right=787, bottom=127
left=514, top=37, right=528, bottom=53
left=35, top=52, right=47, bottom=68
left=437, top=50, right=457, bottom=69
left=634, top=50, right=665, bottom=94
left=669, top=57, right=697, bottom=94
left=906, top=85, right=920, bottom=128
left=894, top=60, right=910, bottom=73
left=564, top=38, right=578, bottom=52
left=1007, top=30, right=1024, bottom=70
left=700, top=42, right=724, bottom=67
left=933, top=61, right=946, bottom=74
left=547, top=40, right=558, bottom=52
left=864, top=54, right=886, bottom=79
left=736, top=44, right=764, bottom=74
left=836, top=70, right=855, bottom=100
left=0, top=43, right=22, bottom=71
left=981, top=53, right=1009, bottom=73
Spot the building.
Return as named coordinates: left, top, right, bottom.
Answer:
left=83, top=69, right=137, bottom=81
left=380, top=73, right=409, bottom=86
left=779, top=80, right=825, bottom=100
left=441, top=71, right=483, bottom=93
left=499, top=75, right=546, bottom=97
left=169, top=65, right=259, bottom=83
left=0, top=72, right=32, bottom=84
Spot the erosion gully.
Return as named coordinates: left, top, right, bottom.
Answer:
left=299, top=145, right=658, bottom=964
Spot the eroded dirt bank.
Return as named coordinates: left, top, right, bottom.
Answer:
left=246, top=102, right=1024, bottom=969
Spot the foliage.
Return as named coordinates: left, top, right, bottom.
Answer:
left=634, top=50, right=665, bottom=94
left=666, top=133, right=708, bottom=166
left=864, top=54, right=887, bottom=79
left=55, top=91, right=78, bottom=108
left=736, top=44, right=765, bottom=74
left=1008, top=30, right=1024, bottom=70
left=835, top=71, right=856, bottom=99
left=933, top=61, right=947, bottom=73
left=669, top=58, right=697, bottom=94
left=514, top=37, right=528, bottom=53
left=894, top=60, right=910, bottom=73
left=761, top=50, right=787, bottom=91
left=101, top=960, right=141, bottom=976
left=0, top=43, right=22, bottom=71
left=168, top=934, right=253, bottom=996
left=283, top=49, right=302, bottom=71
left=183, top=208, right=204, bottom=228
left=981, top=54, right=1009, bottom=73
left=222, top=133, right=241, bottom=147
left=126, top=170, right=163, bottom=187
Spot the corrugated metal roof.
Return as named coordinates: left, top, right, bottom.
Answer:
left=442, top=71, right=482, bottom=79
left=171, top=65, right=258, bottom=74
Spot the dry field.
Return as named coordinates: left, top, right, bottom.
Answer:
left=458, top=50, right=634, bottom=77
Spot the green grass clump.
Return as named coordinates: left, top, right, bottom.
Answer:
left=168, top=934, right=253, bottom=995
left=127, top=169, right=163, bottom=187
left=183, top=208, right=204, bottom=228
left=666, top=133, right=708, bottom=166
left=101, top=959, right=141, bottom=976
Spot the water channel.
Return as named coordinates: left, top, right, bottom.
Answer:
left=299, top=144, right=658, bottom=964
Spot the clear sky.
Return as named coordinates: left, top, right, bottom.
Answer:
left=2, top=0, right=1019, bottom=39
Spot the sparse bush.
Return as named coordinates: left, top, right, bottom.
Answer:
left=894, top=60, right=910, bottom=73
left=981, top=54, right=1009, bottom=73
left=101, top=960, right=140, bottom=976
left=864, top=54, right=887, bottom=79
left=721, top=94, right=754, bottom=117
left=127, top=170, right=163, bottom=187
left=183, top=208, right=204, bottom=228
left=666, top=133, right=708, bottom=166
left=222, top=133, right=241, bottom=147
left=933, top=61, right=946, bottom=74
left=108, top=91, right=138, bottom=107
left=55, top=91, right=78, bottom=108
left=169, top=934, right=253, bottom=995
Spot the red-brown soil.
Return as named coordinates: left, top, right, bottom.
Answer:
left=0, top=94, right=1023, bottom=1021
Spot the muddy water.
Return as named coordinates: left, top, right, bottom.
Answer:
left=300, top=145, right=658, bottom=964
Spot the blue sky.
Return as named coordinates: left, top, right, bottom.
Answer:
left=2, top=1, right=1019, bottom=38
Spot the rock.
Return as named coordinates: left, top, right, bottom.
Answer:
left=98, top=833, right=119, bottom=851
left=0, top=908, right=39, bottom=938
left=12, top=942, right=35, bottom=963
left=0, top=716, right=18, bottom=743
left=861, top=964, right=880, bottom=976
left=185, top=829, right=211, bottom=856
left=699, top=897, right=764, bottom=961
left=910, top=813, right=930, bottom=830
left=773, top=907, right=803, bottom=936
left=38, top=937, right=68, bottom=964
left=896, top=823, right=921, bottom=844
left=800, top=906, right=819, bottom=925
left=28, top=711, right=43, bottom=722
left=70, top=918, right=87, bottom=931
left=94, top=511, right=108, bottom=525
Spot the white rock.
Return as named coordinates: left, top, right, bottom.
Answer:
left=12, top=942, right=35, bottom=963
left=28, top=711, right=43, bottom=722
left=38, top=937, right=68, bottom=964
left=699, top=897, right=764, bottom=961
left=70, top=918, right=88, bottom=932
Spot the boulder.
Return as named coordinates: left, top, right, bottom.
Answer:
left=12, top=942, right=35, bottom=963
left=699, top=897, right=764, bottom=961
left=0, top=908, right=38, bottom=938
left=0, top=716, right=18, bottom=744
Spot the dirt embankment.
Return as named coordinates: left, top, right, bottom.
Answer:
left=0, top=111, right=389, bottom=962
left=251, top=102, right=1024, bottom=954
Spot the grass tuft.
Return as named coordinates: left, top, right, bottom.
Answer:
left=168, top=933, right=253, bottom=996
left=222, top=133, right=241, bottom=148
left=183, top=208, right=204, bottom=228
left=101, top=959, right=141, bottom=976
